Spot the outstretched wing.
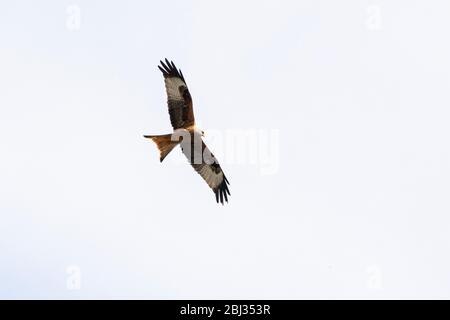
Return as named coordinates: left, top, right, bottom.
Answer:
left=182, top=137, right=230, bottom=205
left=158, top=59, right=195, bottom=129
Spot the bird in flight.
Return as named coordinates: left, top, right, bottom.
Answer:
left=144, top=59, right=230, bottom=204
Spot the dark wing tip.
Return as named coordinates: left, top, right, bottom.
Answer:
left=158, top=65, right=168, bottom=76
left=214, top=177, right=230, bottom=205
left=158, top=58, right=185, bottom=81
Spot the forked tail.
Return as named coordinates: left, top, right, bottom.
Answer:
left=144, top=134, right=180, bottom=162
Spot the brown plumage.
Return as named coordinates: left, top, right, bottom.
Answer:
left=144, top=59, right=230, bottom=204
left=157, top=59, right=195, bottom=130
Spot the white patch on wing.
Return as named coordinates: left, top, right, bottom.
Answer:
left=199, top=165, right=223, bottom=189
left=165, top=77, right=186, bottom=101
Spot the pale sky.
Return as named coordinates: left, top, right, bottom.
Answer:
left=1, top=0, right=450, bottom=299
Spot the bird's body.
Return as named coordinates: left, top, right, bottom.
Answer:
left=144, top=59, right=230, bottom=204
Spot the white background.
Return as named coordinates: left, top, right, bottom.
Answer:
left=1, top=0, right=449, bottom=299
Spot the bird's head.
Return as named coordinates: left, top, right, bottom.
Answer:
left=193, top=126, right=205, bottom=137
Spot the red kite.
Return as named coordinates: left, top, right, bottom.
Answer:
left=144, top=59, right=230, bottom=204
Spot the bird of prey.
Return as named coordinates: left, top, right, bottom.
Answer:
left=144, top=59, right=230, bottom=204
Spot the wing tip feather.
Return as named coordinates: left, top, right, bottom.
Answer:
left=214, top=176, right=230, bottom=205
left=158, top=58, right=185, bottom=81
